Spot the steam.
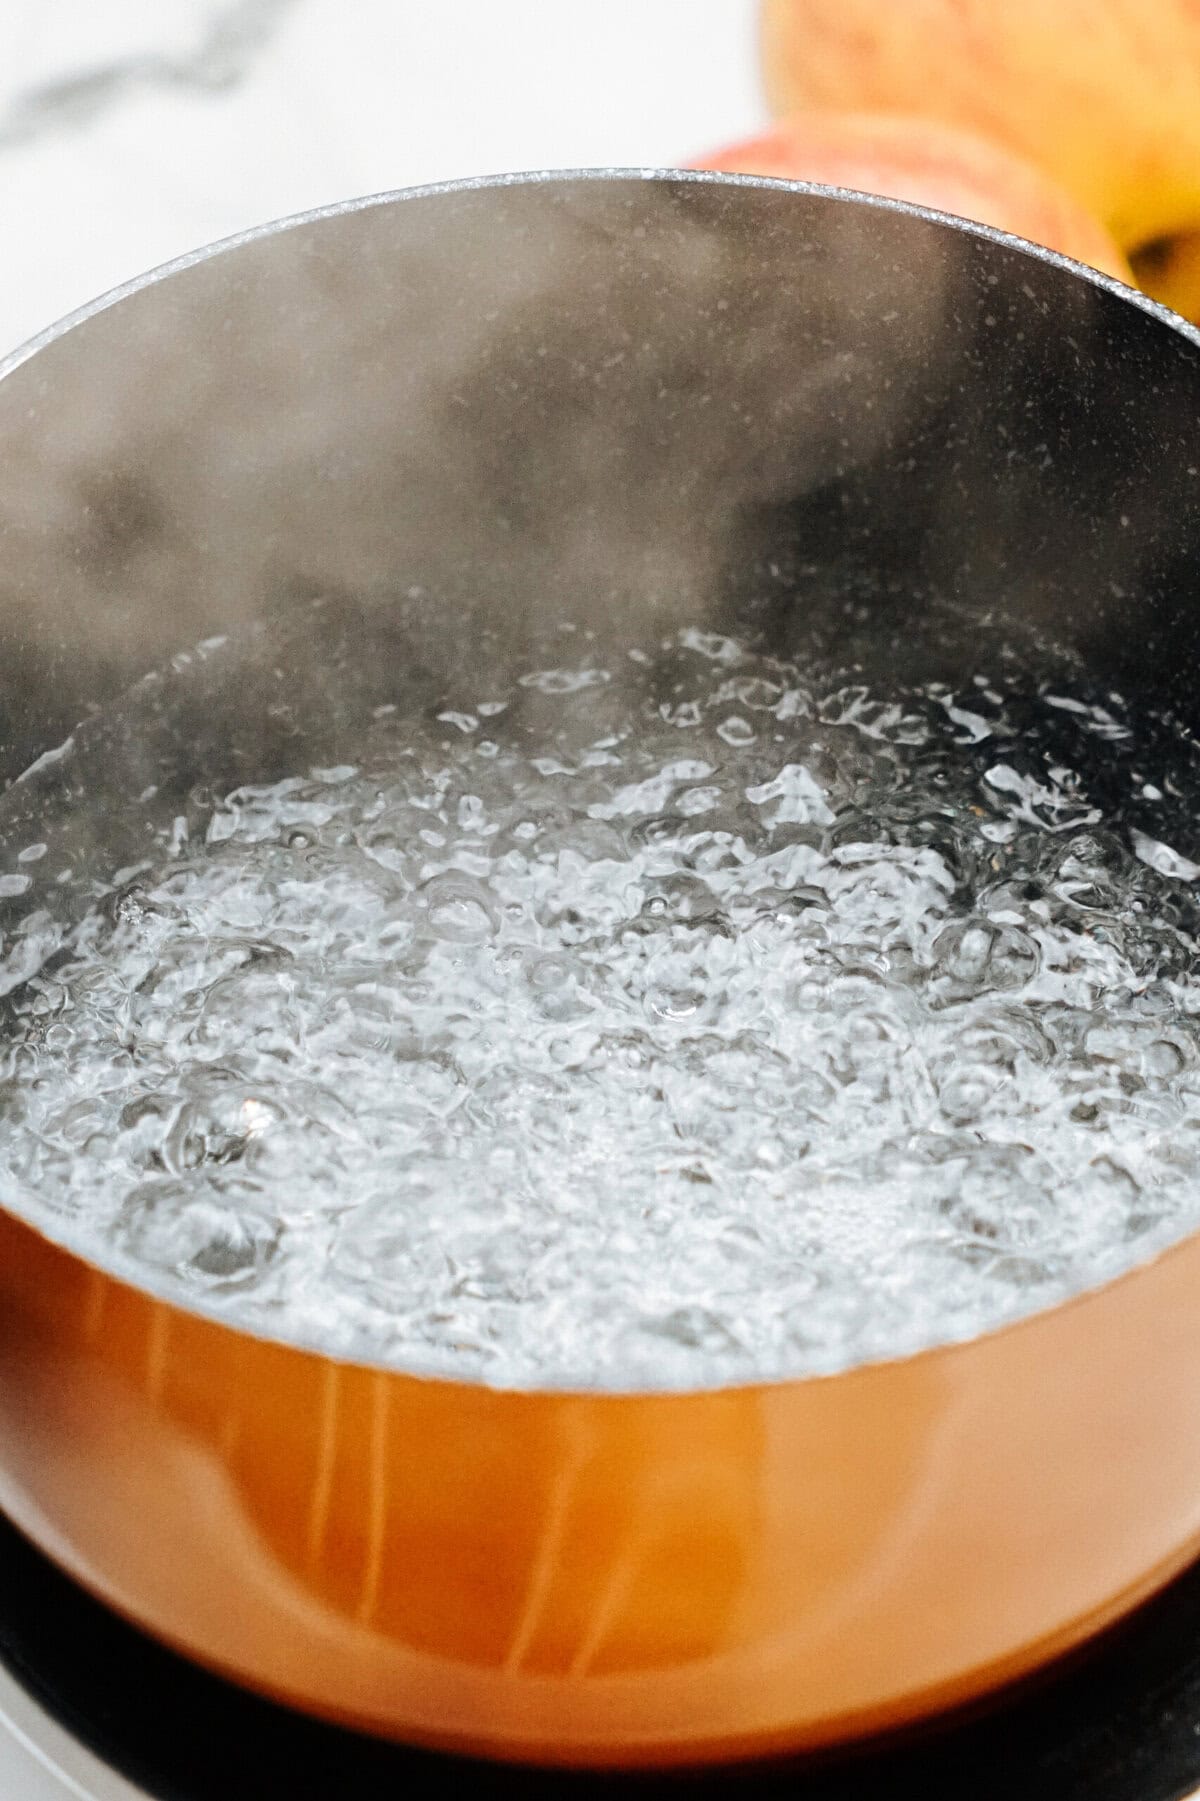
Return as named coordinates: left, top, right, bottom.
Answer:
left=0, top=179, right=953, bottom=737
left=0, top=173, right=1194, bottom=783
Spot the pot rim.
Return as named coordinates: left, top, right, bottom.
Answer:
left=2, top=167, right=1197, bottom=392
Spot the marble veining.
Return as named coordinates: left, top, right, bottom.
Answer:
left=0, top=0, right=300, bottom=149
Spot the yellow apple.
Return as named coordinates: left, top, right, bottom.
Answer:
left=1132, top=232, right=1200, bottom=327
left=759, top=0, right=1200, bottom=249
left=690, top=112, right=1132, bottom=283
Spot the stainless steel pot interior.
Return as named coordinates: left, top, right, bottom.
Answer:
left=0, top=172, right=1197, bottom=809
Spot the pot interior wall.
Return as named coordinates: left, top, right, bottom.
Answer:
left=0, top=175, right=1196, bottom=801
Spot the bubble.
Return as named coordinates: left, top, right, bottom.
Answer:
left=629, top=811, right=689, bottom=849
left=928, top=916, right=1040, bottom=1002
left=416, top=872, right=498, bottom=943
left=730, top=677, right=785, bottom=712
left=955, top=1007, right=1056, bottom=1073
left=162, top=1083, right=285, bottom=1176
left=645, top=984, right=706, bottom=1025
left=115, top=1183, right=281, bottom=1288
left=679, top=628, right=740, bottom=663
left=6, top=602, right=1200, bottom=1388
left=519, top=667, right=611, bottom=694
left=716, top=715, right=756, bottom=747
left=677, top=785, right=721, bottom=817
left=937, top=1064, right=1003, bottom=1123
left=639, top=873, right=721, bottom=925
left=523, top=952, right=590, bottom=1022
left=1143, top=1035, right=1189, bottom=1081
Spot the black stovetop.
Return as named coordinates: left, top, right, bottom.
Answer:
left=2, top=1508, right=1200, bottom=1801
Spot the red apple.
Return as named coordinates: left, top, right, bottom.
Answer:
left=690, top=113, right=1132, bottom=283
left=758, top=0, right=1200, bottom=250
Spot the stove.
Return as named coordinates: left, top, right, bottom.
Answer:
left=3, top=1509, right=1200, bottom=1800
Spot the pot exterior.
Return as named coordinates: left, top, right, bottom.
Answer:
left=3, top=1204, right=1200, bottom=1765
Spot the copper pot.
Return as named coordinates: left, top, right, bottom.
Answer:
left=1, top=173, right=1199, bottom=1769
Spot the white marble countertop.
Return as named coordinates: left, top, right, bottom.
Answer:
left=0, top=0, right=762, bottom=358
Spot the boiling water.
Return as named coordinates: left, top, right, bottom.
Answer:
left=4, top=598, right=1200, bottom=1388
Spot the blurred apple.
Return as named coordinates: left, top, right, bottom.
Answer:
left=690, top=113, right=1131, bottom=283
left=1132, top=233, right=1200, bottom=328
left=759, top=0, right=1200, bottom=250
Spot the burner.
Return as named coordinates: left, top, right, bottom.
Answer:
left=2, top=1509, right=1200, bottom=1800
